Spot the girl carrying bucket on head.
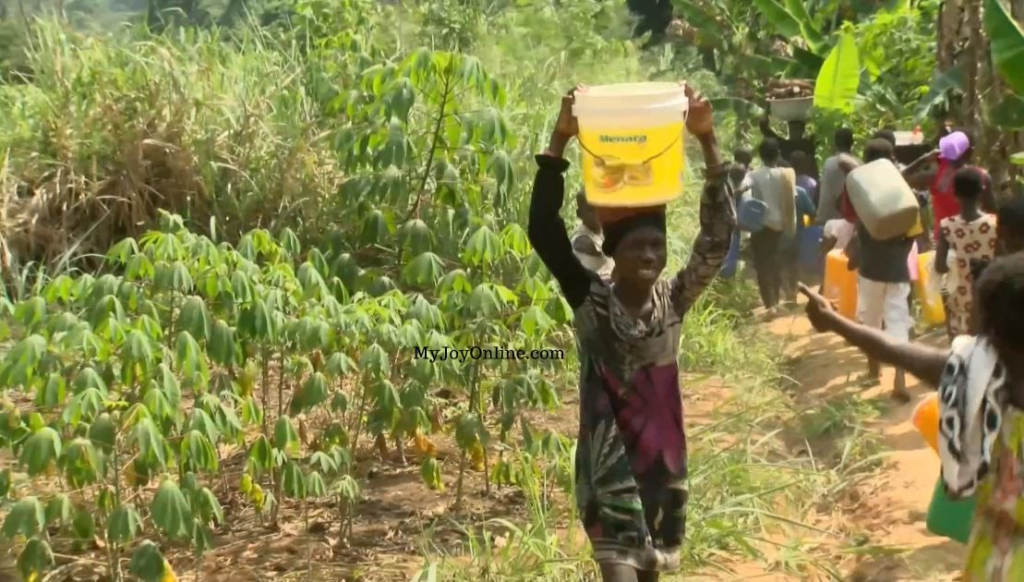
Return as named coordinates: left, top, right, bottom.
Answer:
left=528, top=83, right=734, bottom=582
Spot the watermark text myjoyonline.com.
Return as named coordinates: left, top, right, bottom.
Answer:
left=412, top=346, right=565, bottom=363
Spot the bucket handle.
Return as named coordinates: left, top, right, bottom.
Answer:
left=577, top=132, right=683, bottom=167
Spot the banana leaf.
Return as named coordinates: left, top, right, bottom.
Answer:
left=984, top=0, right=1024, bottom=96
left=916, top=65, right=964, bottom=123
left=989, top=94, right=1024, bottom=130
left=813, top=33, right=860, bottom=112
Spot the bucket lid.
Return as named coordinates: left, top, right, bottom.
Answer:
left=573, top=82, right=689, bottom=115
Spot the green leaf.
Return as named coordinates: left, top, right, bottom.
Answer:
left=753, top=0, right=803, bottom=40
left=2, top=497, right=45, bottom=538
left=813, top=33, right=860, bottom=112
left=397, top=219, right=434, bottom=256
left=281, top=461, right=306, bottom=499
left=129, top=541, right=167, bottom=582
left=21, top=427, right=61, bottom=476
left=0, top=469, right=9, bottom=498
left=989, top=93, right=1024, bottom=129
left=175, top=331, right=209, bottom=389
left=107, top=504, right=143, bottom=546
left=461, top=226, right=503, bottom=267
left=985, top=0, right=1024, bottom=95
left=151, top=479, right=193, bottom=539
left=195, top=487, right=224, bottom=525
left=306, top=471, right=327, bottom=498
left=134, top=418, right=168, bottom=469
left=784, top=0, right=827, bottom=53
left=359, top=343, right=391, bottom=379
left=247, top=434, right=273, bottom=473
left=274, top=416, right=300, bottom=457
left=72, top=508, right=95, bottom=541
left=45, top=494, right=73, bottom=527
left=14, top=296, right=46, bottom=327
left=487, top=151, right=514, bottom=202
left=89, top=413, right=117, bottom=453
left=208, top=319, right=237, bottom=367
left=16, top=537, right=54, bottom=580
left=181, top=430, right=219, bottom=473
left=60, top=437, right=102, bottom=488
left=0, top=334, right=47, bottom=388
left=178, top=296, right=211, bottom=341
left=467, top=284, right=503, bottom=318
left=402, top=253, right=446, bottom=287
left=1012, top=152, right=1024, bottom=166
left=72, top=367, right=108, bottom=396
left=37, top=374, right=66, bottom=408
left=290, top=372, right=329, bottom=415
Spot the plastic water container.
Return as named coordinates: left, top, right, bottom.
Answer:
left=915, top=251, right=947, bottom=326
left=823, top=250, right=857, bottom=320
left=800, top=226, right=824, bottom=272
left=573, top=83, right=689, bottom=208
left=845, top=159, right=921, bottom=240
left=912, top=393, right=940, bottom=454
left=737, top=195, right=767, bottom=232
left=926, top=477, right=976, bottom=544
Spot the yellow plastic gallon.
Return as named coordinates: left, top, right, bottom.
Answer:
left=915, top=250, right=947, bottom=326
left=573, top=83, right=689, bottom=207
left=823, top=250, right=858, bottom=320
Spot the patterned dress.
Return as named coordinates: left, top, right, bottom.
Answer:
left=528, top=154, right=735, bottom=571
left=964, top=407, right=1024, bottom=580
left=940, top=214, right=997, bottom=336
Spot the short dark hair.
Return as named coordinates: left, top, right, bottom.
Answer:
left=953, top=167, right=984, bottom=200
left=759, top=138, right=781, bottom=163
left=734, top=147, right=754, bottom=166
left=974, top=253, right=1024, bottom=351
left=835, top=128, right=855, bottom=151
left=863, top=138, right=894, bottom=163
left=873, top=130, right=896, bottom=148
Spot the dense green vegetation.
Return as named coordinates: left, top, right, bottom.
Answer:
left=0, top=0, right=1022, bottom=580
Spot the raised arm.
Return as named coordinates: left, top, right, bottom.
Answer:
left=669, top=86, right=737, bottom=317
left=903, top=149, right=939, bottom=191
left=527, top=91, right=592, bottom=309
left=800, top=284, right=948, bottom=387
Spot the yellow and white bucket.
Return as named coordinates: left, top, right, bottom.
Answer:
left=573, top=83, right=689, bottom=207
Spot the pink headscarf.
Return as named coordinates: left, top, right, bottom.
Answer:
left=939, top=131, right=970, bottom=161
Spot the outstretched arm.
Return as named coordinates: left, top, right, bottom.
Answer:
left=800, top=284, right=948, bottom=387
left=669, top=88, right=736, bottom=316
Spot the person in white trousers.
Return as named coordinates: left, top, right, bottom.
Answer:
left=842, top=139, right=916, bottom=402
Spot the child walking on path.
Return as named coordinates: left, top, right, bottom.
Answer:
left=749, top=138, right=796, bottom=312
left=936, top=168, right=997, bottom=338
left=528, top=84, right=735, bottom=582
left=798, top=252, right=1024, bottom=582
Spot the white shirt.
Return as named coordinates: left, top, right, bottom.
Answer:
left=750, top=167, right=797, bottom=235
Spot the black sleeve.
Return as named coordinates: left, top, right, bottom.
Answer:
left=527, top=155, right=592, bottom=309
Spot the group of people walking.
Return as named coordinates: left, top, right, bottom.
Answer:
left=529, top=83, right=1024, bottom=581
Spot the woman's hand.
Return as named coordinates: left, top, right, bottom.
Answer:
left=683, top=82, right=714, bottom=138
left=798, top=283, right=838, bottom=333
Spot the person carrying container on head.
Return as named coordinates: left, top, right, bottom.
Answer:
left=528, top=82, right=735, bottom=582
